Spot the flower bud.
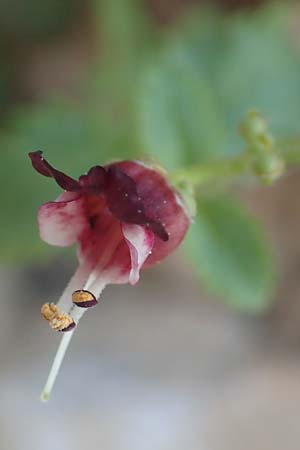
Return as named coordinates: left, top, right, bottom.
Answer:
left=252, top=152, right=285, bottom=184
left=240, top=110, right=268, bottom=144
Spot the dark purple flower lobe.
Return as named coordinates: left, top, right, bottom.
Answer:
left=106, top=167, right=169, bottom=241
left=29, top=151, right=81, bottom=192
left=79, top=166, right=107, bottom=193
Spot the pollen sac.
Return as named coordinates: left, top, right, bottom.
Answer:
left=41, top=303, right=76, bottom=332
left=72, top=290, right=98, bottom=308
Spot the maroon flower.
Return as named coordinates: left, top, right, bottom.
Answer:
left=29, top=151, right=190, bottom=400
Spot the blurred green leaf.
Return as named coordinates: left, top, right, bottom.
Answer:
left=136, top=49, right=227, bottom=169
left=92, top=0, right=154, bottom=62
left=88, top=0, right=157, bottom=162
left=185, top=196, right=275, bottom=312
left=216, top=5, right=300, bottom=140
left=137, top=4, right=300, bottom=168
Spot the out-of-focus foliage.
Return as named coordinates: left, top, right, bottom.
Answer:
left=185, top=196, right=274, bottom=312
left=0, top=0, right=81, bottom=39
left=137, top=4, right=300, bottom=169
left=0, top=0, right=300, bottom=310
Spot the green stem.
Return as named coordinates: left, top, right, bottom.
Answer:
left=169, top=135, right=300, bottom=190
left=170, top=153, right=251, bottom=188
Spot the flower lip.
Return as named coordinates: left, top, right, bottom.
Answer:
left=29, top=151, right=169, bottom=241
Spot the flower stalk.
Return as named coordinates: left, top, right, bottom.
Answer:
left=170, top=153, right=251, bottom=188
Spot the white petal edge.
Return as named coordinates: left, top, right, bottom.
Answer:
left=122, top=223, right=154, bottom=285
left=38, top=192, right=86, bottom=246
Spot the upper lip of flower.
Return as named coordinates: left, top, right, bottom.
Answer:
left=29, top=150, right=169, bottom=242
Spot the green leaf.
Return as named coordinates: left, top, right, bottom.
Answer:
left=136, top=4, right=300, bottom=168
left=215, top=5, right=300, bottom=140
left=136, top=49, right=227, bottom=170
left=185, top=196, right=275, bottom=312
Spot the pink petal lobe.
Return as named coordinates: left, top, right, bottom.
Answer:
left=122, top=223, right=154, bottom=285
left=38, top=192, right=87, bottom=246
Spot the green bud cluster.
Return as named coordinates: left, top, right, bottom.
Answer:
left=240, top=110, right=285, bottom=184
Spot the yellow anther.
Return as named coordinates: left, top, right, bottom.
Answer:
left=41, top=303, right=75, bottom=332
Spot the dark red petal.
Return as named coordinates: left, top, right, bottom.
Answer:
left=145, top=221, right=169, bottom=242
left=108, top=160, right=191, bottom=267
left=29, top=151, right=81, bottom=192
left=79, top=166, right=107, bottom=193
left=106, top=167, right=168, bottom=241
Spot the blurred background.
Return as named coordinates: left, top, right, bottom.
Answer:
left=1, top=0, right=300, bottom=449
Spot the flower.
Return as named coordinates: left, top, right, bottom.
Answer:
left=29, top=151, right=190, bottom=400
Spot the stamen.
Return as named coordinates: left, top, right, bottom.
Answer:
left=72, top=290, right=98, bottom=308
left=41, top=303, right=76, bottom=332
left=40, top=268, right=107, bottom=402
left=56, top=264, right=91, bottom=312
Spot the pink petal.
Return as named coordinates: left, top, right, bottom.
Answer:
left=122, top=223, right=154, bottom=285
left=38, top=192, right=87, bottom=246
